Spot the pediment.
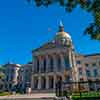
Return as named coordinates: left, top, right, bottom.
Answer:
left=32, top=42, right=57, bottom=53
left=32, top=37, right=71, bottom=53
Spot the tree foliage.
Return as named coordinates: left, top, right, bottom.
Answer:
left=0, top=72, right=5, bottom=80
left=27, top=0, right=100, bottom=40
left=0, top=67, right=5, bottom=80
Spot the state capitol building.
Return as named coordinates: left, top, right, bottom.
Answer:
left=0, top=22, right=100, bottom=93
left=31, top=22, right=78, bottom=93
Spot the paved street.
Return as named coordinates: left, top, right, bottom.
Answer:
left=0, top=93, right=56, bottom=100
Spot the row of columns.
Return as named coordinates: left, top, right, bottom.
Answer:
left=31, top=51, right=77, bottom=91
left=32, top=75, right=63, bottom=90
left=33, top=53, right=71, bottom=73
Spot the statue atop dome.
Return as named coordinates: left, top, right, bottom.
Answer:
left=59, top=20, right=64, bottom=27
left=59, top=20, right=64, bottom=32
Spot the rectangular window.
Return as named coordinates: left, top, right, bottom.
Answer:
left=76, top=60, right=81, bottom=64
left=99, top=61, right=100, bottom=65
left=34, top=77, right=38, bottom=89
left=94, top=69, right=98, bottom=77
left=92, top=63, right=96, bottom=66
left=85, top=63, right=89, bottom=67
left=6, top=75, right=9, bottom=81
left=86, top=70, right=91, bottom=77
left=64, top=56, right=70, bottom=68
left=79, top=68, right=82, bottom=75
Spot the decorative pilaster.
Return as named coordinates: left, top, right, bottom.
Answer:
left=60, top=54, right=65, bottom=70
left=68, top=50, right=72, bottom=68
left=71, top=51, right=76, bottom=67
left=72, top=51, right=78, bottom=81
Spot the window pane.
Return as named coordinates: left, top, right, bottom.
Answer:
left=85, top=63, right=89, bottom=67
left=94, top=69, right=98, bottom=77
left=77, top=60, right=81, bottom=64
left=79, top=68, right=82, bottom=75
left=86, top=70, right=91, bottom=77
left=57, top=56, right=61, bottom=70
left=92, top=63, right=96, bottom=66
left=64, top=56, right=70, bottom=68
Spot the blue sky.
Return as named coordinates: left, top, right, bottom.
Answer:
left=0, top=0, right=100, bottom=64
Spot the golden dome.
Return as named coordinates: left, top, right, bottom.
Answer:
left=56, top=31, right=71, bottom=40
left=56, top=21, right=71, bottom=40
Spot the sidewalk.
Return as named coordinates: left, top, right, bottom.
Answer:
left=0, top=93, right=56, bottom=99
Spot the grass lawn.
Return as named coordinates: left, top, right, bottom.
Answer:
left=72, top=92, right=100, bottom=100
left=0, top=92, right=11, bottom=96
left=72, top=96, right=100, bottom=100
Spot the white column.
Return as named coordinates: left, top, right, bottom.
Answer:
left=38, top=77, right=41, bottom=89
left=52, top=54, right=57, bottom=71
left=31, top=76, right=34, bottom=90
left=46, top=55, right=49, bottom=72
left=40, top=56, right=44, bottom=73
left=54, top=75, right=56, bottom=89
left=46, top=76, right=49, bottom=89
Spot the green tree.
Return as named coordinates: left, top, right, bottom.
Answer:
left=0, top=67, right=5, bottom=80
left=27, top=0, right=100, bottom=40
left=0, top=72, right=5, bottom=80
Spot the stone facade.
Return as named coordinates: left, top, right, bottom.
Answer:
left=76, top=53, right=100, bottom=91
left=31, top=23, right=78, bottom=93
left=19, top=63, right=32, bottom=91
left=3, top=62, right=21, bottom=91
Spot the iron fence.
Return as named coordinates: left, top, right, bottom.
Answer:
left=56, top=80, right=100, bottom=98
